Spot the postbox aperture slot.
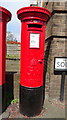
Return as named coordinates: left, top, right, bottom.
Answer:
left=30, top=33, right=40, bottom=48
left=28, top=24, right=42, bottom=28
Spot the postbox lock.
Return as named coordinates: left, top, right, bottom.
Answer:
left=38, top=59, right=43, bottom=63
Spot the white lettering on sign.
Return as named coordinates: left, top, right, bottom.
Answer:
left=55, top=58, right=67, bottom=71
left=30, top=33, right=40, bottom=48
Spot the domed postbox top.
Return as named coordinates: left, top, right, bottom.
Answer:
left=0, top=6, right=12, bottom=22
left=17, top=6, right=51, bottom=22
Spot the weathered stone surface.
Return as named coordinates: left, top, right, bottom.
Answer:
left=14, top=73, right=20, bottom=99
left=52, top=13, right=67, bottom=36
left=53, top=2, right=67, bottom=11
left=45, top=2, right=67, bottom=100
left=45, top=37, right=66, bottom=99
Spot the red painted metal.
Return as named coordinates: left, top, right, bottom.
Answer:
left=17, top=6, right=51, bottom=88
left=0, top=7, right=12, bottom=85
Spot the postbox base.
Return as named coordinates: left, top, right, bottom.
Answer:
left=0, top=84, right=6, bottom=114
left=19, top=85, right=43, bottom=117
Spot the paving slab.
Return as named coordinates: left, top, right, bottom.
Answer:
left=0, top=100, right=65, bottom=119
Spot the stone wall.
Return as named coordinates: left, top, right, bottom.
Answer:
left=44, top=1, right=67, bottom=100
left=6, top=44, right=20, bottom=59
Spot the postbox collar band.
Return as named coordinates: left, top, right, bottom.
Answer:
left=0, top=7, right=12, bottom=22
left=17, top=6, right=51, bottom=22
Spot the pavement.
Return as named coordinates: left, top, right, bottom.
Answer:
left=0, top=99, right=65, bottom=119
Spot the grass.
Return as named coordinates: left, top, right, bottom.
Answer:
left=11, top=99, right=19, bottom=104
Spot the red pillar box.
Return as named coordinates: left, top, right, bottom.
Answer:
left=0, top=7, right=11, bottom=113
left=17, top=6, right=51, bottom=117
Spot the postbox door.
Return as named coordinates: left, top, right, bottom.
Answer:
left=20, top=22, right=45, bottom=88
